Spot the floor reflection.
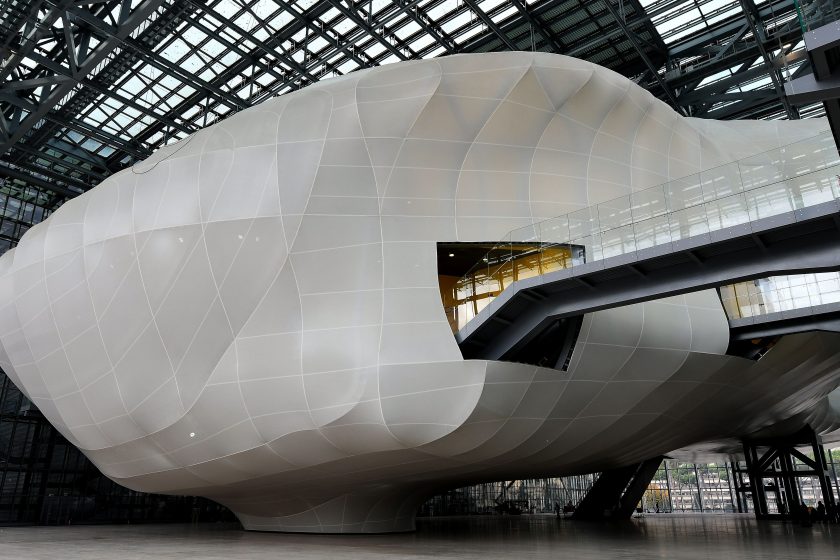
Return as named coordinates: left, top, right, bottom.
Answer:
left=1, top=513, right=839, bottom=559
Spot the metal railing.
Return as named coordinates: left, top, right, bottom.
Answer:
left=795, top=0, right=840, bottom=33
left=450, top=131, right=840, bottom=332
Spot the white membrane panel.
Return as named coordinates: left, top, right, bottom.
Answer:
left=1, top=52, right=839, bottom=533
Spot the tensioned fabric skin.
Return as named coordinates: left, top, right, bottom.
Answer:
left=0, top=52, right=838, bottom=532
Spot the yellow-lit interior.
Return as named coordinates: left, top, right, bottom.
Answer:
left=439, top=245, right=575, bottom=333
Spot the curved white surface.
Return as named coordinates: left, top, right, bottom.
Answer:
left=0, top=52, right=838, bottom=533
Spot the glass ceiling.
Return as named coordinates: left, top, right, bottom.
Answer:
left=0, top=0, right=829, bottom=249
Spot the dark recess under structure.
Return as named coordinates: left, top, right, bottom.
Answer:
left=0, top=370, right=233, bottom=526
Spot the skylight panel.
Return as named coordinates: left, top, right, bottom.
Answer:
left=309, top=36, right=328, bottom=52
left=251, top=0, right=277, bottom=20
left=180, top=53, right=204, bottom=74
left=219, top=51, right=240, bottom=67
left=256, top=73, right=274, bottom=87
left=697, top=68, right=733, bottom=87
left=295, top=0, right=319, bottom=11
left=180, top=84, right=197, bottom=97
left=410, top=34, right=436, bottom=52
left=214, top=0, right=240, bottom=20
left=365, top=43, right=387, bottom=58
left=164, top=91, right=185, bottom=107
left=427, top=0, right=456, bottom=20
left=199, top=67, right=217, bottom=82
left=337, top=60, right=358, bottom=74
left=371, top=0, right=390, bottom=14
left=182, top=106, right=201, bottom=121
left=381, top=53, right=401, bottom=65
left=658, top=7, right=703, bottom=37
left=458, top=23, right=483, bottom=42
left=119, top=74, right=146, bottom=96
left=236, top=84, right=251, bottom=100
left=181, top=26, right=207, bottom=46
left=333, top=18, right=356, bottom=35
left=85, top=108, right=108, bottom=125
left=395, top=21, right=422, bottom=40
left=739, top=75, right=772, bottom=90
left=226, top=73, right=246, bottom=90
left=705, top=5, right=739, bottom=26
left=669, top=21, right=708, bottom=42
left=112, top=112, right=134, bottom=130
left=160, top=38, right=191, bottom=63
left=158, top=74, right=182, bottom=92
left=480, top=0, right=506, bottom=11
left=442, top=10, right=472, bottom=34
left=426, top=44, right=448, bottom=58
left=266, top=11, right=293, bottom=31
left=201, top=38, right=226, bottom=59
left=252, top=27, right=270, bottom=42
left=219, top=26, right=242, bottom=45
left=242, top=35, right=260, bottom=51
left=82, top=139, right=102, bottom=152
left=321, top=7, right=341, bottom=20
left=287, top=49, right=303, bottom=64
left=700, top=0, right=736, bottom=13
left=235, top=10, right=258, bottom=32
left=493, top=5, right=517, bottom=22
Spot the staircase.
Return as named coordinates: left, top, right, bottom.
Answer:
left=573, top=457, right=663, bottom=520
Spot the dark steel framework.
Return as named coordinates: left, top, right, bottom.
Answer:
left=0, top=0, right=836, bottom=527
left=737, top=427, right=838, bottom=519
left=0, top=0, right=832, bottom=231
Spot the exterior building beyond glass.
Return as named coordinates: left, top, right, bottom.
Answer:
left=721, top=273, right=840, bottom=320
left=420, top=454, right=840, bottom=517
left=0, top=371, right=230, bottom=525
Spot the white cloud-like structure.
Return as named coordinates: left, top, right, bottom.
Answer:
left=0, top=52, right=839, bottom=533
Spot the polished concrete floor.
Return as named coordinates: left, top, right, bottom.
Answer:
left=1, top=514, right=839, bottom=559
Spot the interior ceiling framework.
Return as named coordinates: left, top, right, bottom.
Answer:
left=0, top=0, right=828, bottom=226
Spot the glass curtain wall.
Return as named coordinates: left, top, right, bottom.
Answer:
left=645, top=462, right=740, bottom=513
left=720, top=272, right=840, bottom=320
left=0, top=184, right=56, bottom=255
left=421, top=453, right=840, bottom=517
left=418, top=475, right=599, bottom=516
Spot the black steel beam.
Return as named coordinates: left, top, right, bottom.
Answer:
left=462, top=0, right=519, bottom=51
left=603, top=0, right=685, bottom=115
left=736, top=0, right=798, bottom=119
left=0, top=0, right=167, bottom=158
left=0, top=164, right=81, bottom=197
left=394, top=0, right=458, bottom=54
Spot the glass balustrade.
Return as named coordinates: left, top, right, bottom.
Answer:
left=793, top=0, right=840, bottom=33
left=451, top=131, right=840, bottom=333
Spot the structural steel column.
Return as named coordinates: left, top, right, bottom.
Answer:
left=743, top=441, right=769, bottom=517
left=810, top=430, right=836, bottom=508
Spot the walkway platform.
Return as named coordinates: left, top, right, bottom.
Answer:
left=458, top=199, right=840, bottom=360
